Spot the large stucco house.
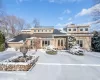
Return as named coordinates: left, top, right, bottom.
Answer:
left=7, top=24, right=93, bottom=50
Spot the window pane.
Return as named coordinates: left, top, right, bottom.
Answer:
left=58, top=40, right=60, bottom=46
left=77, top=40, right=79, bottom=44
left=48, top=41, right=50, bottom=45
left=85, top=28, right=88, bottom=31
left=42, top=41, right=44, bottom=46
left=80, top=29, right=83, bottom=31
left=80, top=40, right=83, bottom=47
left=30, top=40, right=32, bottom=45
left=45, top=41, right=47, bottom=44
left=69, top=29, right=71, bottom=31
left=61, top=40, right=63, bottom=46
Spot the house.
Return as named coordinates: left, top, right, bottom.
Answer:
left=7, top=24, right=93, bottom=50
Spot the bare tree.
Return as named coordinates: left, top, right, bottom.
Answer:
left=33, top=38, right=40, bottom=51
left=33, top=18, right=40, bottom=28
left=17, top=17, right=25, bottom=30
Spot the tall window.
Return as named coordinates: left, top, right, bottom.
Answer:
left=61, top=40, right=63, bottom=46
left=48, top=41, right=50, bottom=45
left=80, top=40, right=83, bottom=47
left=77, top=40, right=83, bottom=47
left=42, top=41, right=44, bottom=46
left=58, top=40, right=60, bottom=46
left=30, top=40, right=32, bottom=46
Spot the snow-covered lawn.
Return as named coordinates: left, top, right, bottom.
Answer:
left=0, top=49, right=100, bottom=80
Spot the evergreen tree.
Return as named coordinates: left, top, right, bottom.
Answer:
left=0, top=30, right=5, bottom=51
left=92, top=31, right=100, bottom=52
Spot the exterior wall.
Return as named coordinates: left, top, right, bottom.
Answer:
left=67, top=24, right=89, bottom=34
left=53, top=38, right=66, bottom=50
left=75, top=36, right=91, bottom=50
left=7, top=42, right=23, bottom=49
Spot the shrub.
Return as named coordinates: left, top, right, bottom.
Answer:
left=46, top=50, right=57, bottom=55
left=0, top=31, right=5, bottom=51
left=0, top=44, right=5, bottom=51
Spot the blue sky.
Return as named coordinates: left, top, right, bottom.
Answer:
left=3, top=0, right=96, bottom=28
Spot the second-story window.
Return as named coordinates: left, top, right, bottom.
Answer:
left=73, top=28, right=76, bottom=31
left=85, top=28, right=88, bottom=31
left=42, top=30, right=43, bottom=32
left=38, top=30, right=40, bottom=32
left=45, top=30, right=47, bottom=32
left=69, top=29, right=71, bottom=31
left=34, top=30, right=36, bottom=32
left=80, top=28, right=83, bottom=31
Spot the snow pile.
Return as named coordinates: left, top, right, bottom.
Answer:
left=8, top=38, right=15, bottom=41
left=18, top=40, right=23, bottom=42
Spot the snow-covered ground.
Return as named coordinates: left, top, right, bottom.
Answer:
left=0, top=49, right=100, bottom=80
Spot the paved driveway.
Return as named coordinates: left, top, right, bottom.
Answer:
left=0, top=50, right=100, bottom=80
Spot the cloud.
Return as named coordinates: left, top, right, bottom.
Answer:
left=58, top=17, right=63, bottom=20
left=16, top=0, right=30, bottom=4
left=75, top=3, right=100, bottom=17
left=48, top=0, right=82, bottom=3
left=56, top=22, right=72, bottom=27
left=63, top=9, right=71, bottom=14
left=68, top=17, right=72, bottom=21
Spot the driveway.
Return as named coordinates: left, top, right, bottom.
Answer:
left=0, top=50, right=100, bottom=80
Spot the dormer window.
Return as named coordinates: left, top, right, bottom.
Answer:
left=85, top=28, right=88, bottom=31
left=69, top=29, right=71, bottom=31
left=80, top=29, right=83, bottom=31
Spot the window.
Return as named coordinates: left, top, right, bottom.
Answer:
left=42, top=30, right=43, bottom=32
left=73, top=28, right=76, bottom=31
left=69, top=29, right=71, bottom=31
left=80, top=28, right=83, bottom=31
left=77, top=40, right=83, bottom=47
left=34, top=30, right=36, bottom=32
left=48, top=41, right=50, bottom=45
left=42, top=41, right=44, bottom=46
left=58, top=40, right=60, bottom=46
left=45, top=30, right=47, bottom=32
left=30, top=40, right=32, bottom=46
left=80, top=40, right=83, bottom=47
left=38, top=30, right=40, bottom=32
left=85, top=28, right=88, bottom=31
left=61, top=40, right=63, bottom=46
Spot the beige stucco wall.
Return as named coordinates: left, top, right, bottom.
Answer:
left=53, top=38, right=66, bottom=50
left=75, top=36, right=91, bottom=50
left=7, top=42, right=23, bottom=49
